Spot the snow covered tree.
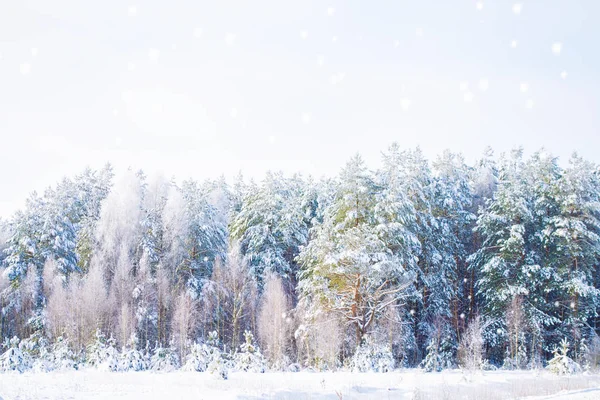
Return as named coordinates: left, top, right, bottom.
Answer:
left=547, top=154, right=600, bottom=352
left=94, top=169, right=145, bottom=286
left=50, top=336, right=78, bottom=370
left=420, top=318, right=455, bottom=372
left=174, top=179, right=229, bottom=296
left=470, top=149, right=565, bottom=364
left=203, top=331, right=229, bottom=379
left=200, top=244, right=257, bottom=350
left=230, top=172, right=309, bottom=287
left=171, top=290, right=199, bottom=362
left=234, top=330, right=267, bottom=373
left=3, top=194, right=46, bottom=284
left=457, top=316, right=487, bottom=371
left=547, top=338, right=582, bottom=375
left=298, top=155, right=413, bottom=349
left=350, top=335, right=395, bottom=373
left=118, top=334, right=148, bottom=371
left=294, top=308, right=344, bottom=370
left=258, top=273, right=292, bottom=368
left=149, top=342, right=179, bottom=372
left=86, top=329, right=119, bottom=371
left=182, top=341, right=213, bottom=372
left=0, top=336, right=30, bottom=373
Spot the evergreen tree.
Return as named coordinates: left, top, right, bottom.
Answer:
left=298, top=155, right=412, bottom=347
left=231, top=172, right=309, bottom=287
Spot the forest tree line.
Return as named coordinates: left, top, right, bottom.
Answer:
left=1, top=144, right=600, bottom=372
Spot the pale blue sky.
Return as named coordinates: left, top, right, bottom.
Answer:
left=1, top=0, right=599, bottom=217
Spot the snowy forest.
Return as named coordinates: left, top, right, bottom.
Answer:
left=1, top=144, right=600, bottom=376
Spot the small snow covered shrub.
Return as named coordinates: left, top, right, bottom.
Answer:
left=86, top=329, right=119, bottom=371
left=118, top=335, right=148, bottom=371
left=582, top=334, right=600, bottom=371
left=0, top=336, right=30, bottom=373
left=287, top=363, right=301, bottom=372
left=19, top=332, right=54, bottom=372
left=50, top=336, right=78, bottom=370
left=186, top=332, right=230, bottom=379
left=350, top=335, right=395, bottom=373
left=150, top=344, right=179, bottom=372
left=547, top=338, right=582, bottom=375
left=207, top=351, right=229, bottom=380
left=458, top=316, right=486, bottom=371
left=234, top=330, right=267, bottom=373
left=182, top=342, right=213, bottom=372
left=421, top=337, right=454, bottom=372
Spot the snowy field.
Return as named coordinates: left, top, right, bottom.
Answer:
left=1, top=370, right=600, bottom=400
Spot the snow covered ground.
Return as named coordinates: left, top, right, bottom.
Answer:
left=1, top=370, right=600, bottom=400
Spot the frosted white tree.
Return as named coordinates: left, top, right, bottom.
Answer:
left=258, top=274, right=292, bottom=368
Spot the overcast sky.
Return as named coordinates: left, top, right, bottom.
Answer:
left=1, top=0, right=599, bottom=218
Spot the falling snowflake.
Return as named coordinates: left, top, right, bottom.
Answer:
left=300, top=31, right=308, bottom=40
left=268, top=135, right=276, bottom=144
left=400, top=98, right=411, bottom=111
left=561, top=71, right=568, bottom=79
left=330, top=72, right=345, bottom=85
left=460, top=313, right=465, bottom=320
left=459, top=81, right=469, bottom=92
left=512, top=3, right=522, bottom=15
left=478, top=79, right=489, bottom=91
left=230, top=108, right=238, bottom=119
left=128, top=5, right=137, bottom=17
left=555, top=301, right=560, bottom=307
left=121, top=90, right=133, bottom=103
left=148, top=48, right=160, bottom=62
left=464, top=92, right=474, bottom=102
left=301, top=113, right=312, bottom=124
left=552, top=42, right=562, bottom=55
left=394, top=40, right=400, bottom=48
left=511, top=40, right=518, bottom=48
left=526, top=99, right=534, bottom=109
left=193, top=27, right=203, bottom=39
left=317, top=55, right=325, bottom=67
left=327, top=7, right=335, bottom=16
left=476, top=2, right=483, bottom=11
left=225, top=33, right=237, bottom=46
left=20, top=63, right=31, bottom=75
left=31, top=48, right=38, bottom=57
left=332, top=36, right=338, bottom=43
left=520, top=82, right=529, bottom=93
left=112, top=109, right=119, bottom=117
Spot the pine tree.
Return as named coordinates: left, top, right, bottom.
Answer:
left=149, top=342, right=179, bottom=372
left=470, top=149, right=564, bottom=363
left=298, top=155, right=412, bottom=347
left=86, top=328, right=119, bottom=371
left=350, top=335, right=395, bottom=372
left=547, top=338, right=581, bottom=375
left=0, top=336, right=30, bottom=373
left=234, top=330, right=267, bottom=373
left=230, top=172, right=309, bottom=287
